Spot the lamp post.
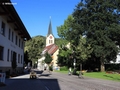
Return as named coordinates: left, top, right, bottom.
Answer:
left=73, top=58, right=76, bottom=69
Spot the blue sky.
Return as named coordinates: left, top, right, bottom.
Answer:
left=11, top=0, right=80, bottom=38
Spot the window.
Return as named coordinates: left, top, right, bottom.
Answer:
left=0, top=46, right=4, bottom=60
left=21, top=41, right=23, bottom=49
left=19, top=39, right=20, bottom=47
left=18, top=54, right=20, bottom=63
left=21, top=55, right=22, bottom=64
left=7, top=49, right=9, bottom=61
left=16, top=35, right=17, bottom=45
left=11, top=50, right=13, bottom=61
left=12, top=31, right=14, bottom=42
left=1, top=22, right=5, bottom=36
left=8, top=29, right=11, bottom=40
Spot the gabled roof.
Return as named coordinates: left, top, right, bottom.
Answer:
left=43, top=44, right=58, bottom=55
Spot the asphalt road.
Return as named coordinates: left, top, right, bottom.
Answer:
left=0, top=70, right=120, bottom=90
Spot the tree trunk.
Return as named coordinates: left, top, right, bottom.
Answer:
left=79, top=63, right=83, bottom=78
left=100, top=60, right=105, bottom=72
left=80, top=63, right=82, bottom=71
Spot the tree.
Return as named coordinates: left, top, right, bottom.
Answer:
left=24, top=51, right=29, bottom=66
left=57, top=15, right=74, bottom=42
left=44, top=52, right=52, bottom=65
left=24, top=35, right=45, bottom=66
left=57, top=45, right=73, bottom=67
left=74, top=35, right=93, bottom=72
left=57, top=14, right=93, bottom=69
left=57, top=15, right=75, bottom=68
left=57, top=0, right=120, bottom=72
left=72, top=0, right=120, bottom=71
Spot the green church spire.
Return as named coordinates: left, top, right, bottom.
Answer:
left=47, top=17, right=53, bottom=36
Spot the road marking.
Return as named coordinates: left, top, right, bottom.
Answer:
left=45, top=86, right=49, bottom=90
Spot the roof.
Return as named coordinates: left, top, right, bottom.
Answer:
left=43, top=44, right=58, bottom=55
left=47, top=19, right=54, bottom=37
left=0, top=0, right=31, bottom=40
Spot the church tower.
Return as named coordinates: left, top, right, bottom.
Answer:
left=46, top=19, right=55, bottom=46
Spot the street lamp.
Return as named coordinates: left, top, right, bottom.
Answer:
left=73, top=58, right=76, bottom=69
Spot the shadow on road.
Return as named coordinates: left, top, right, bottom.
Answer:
left=38, top=74, right=51, bottom=77
left=0, top=78, right=61, bottom=90
left=34, top=70, right=44, bottom=74
left=0, top=70, right=61, bottom=90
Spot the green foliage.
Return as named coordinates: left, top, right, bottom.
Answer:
left=105, top=64, right=120, bottom=71
left=57, top=15, right=93, bottom=69
left=49, top=66, right=53, bottom=71
left=72, top=0, right=120, bottom=71
left=60, top=66, right=68, bottom=71
left=44, top=52, right=52, bottom=65
left=24, top=35, right=45, bottom=64
left=75, top=35, right=93, bottom=63
left=57, top=15, right=74, bottom=42
left=24, top=51, right=29, bottom=65
left=24, top=35, right=66, bottom=66
left=57, top=0, right=120, bottom=71
left=57, top=45, right=73, bottom=67
left=55, top=38, right=69, bottom=48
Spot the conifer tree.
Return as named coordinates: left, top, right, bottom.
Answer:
left=72, top=0, right=120, bottom=71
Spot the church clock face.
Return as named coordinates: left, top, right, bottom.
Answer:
left=49, top=36, right=52, bottom=39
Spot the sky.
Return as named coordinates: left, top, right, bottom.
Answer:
left=11, top=0, right=81, bottom=38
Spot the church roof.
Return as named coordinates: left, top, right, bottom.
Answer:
left=47, top=20, right=54, bottom=36
left=43, top=44, right=58, bottom=55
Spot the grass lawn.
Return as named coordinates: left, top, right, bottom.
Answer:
left=84, top=72, right=120, bottom=82
left=55, top=70, right=120, bottom=82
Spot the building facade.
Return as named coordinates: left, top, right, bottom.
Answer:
left=0, top=0, right=31, bottom=73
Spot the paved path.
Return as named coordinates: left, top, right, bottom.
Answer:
left=0, top=70, right=120, bottom=90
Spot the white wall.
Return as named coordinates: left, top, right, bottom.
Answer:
left=46, top=34, right=54, bottom=46
left=116, top=52, right=120, bottom=63
left=0, top=16, right=24, bottom=68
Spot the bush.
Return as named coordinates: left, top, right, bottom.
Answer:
left=72, top=68, right=77, bottom=75
left=49, top=66, right=53, bottom=71
left=60, top=66, right=68, bottom=71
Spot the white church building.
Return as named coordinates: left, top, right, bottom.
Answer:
left=37, top=19, right=59, bottom=70
left=0, top=0, right=31, bottom=73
